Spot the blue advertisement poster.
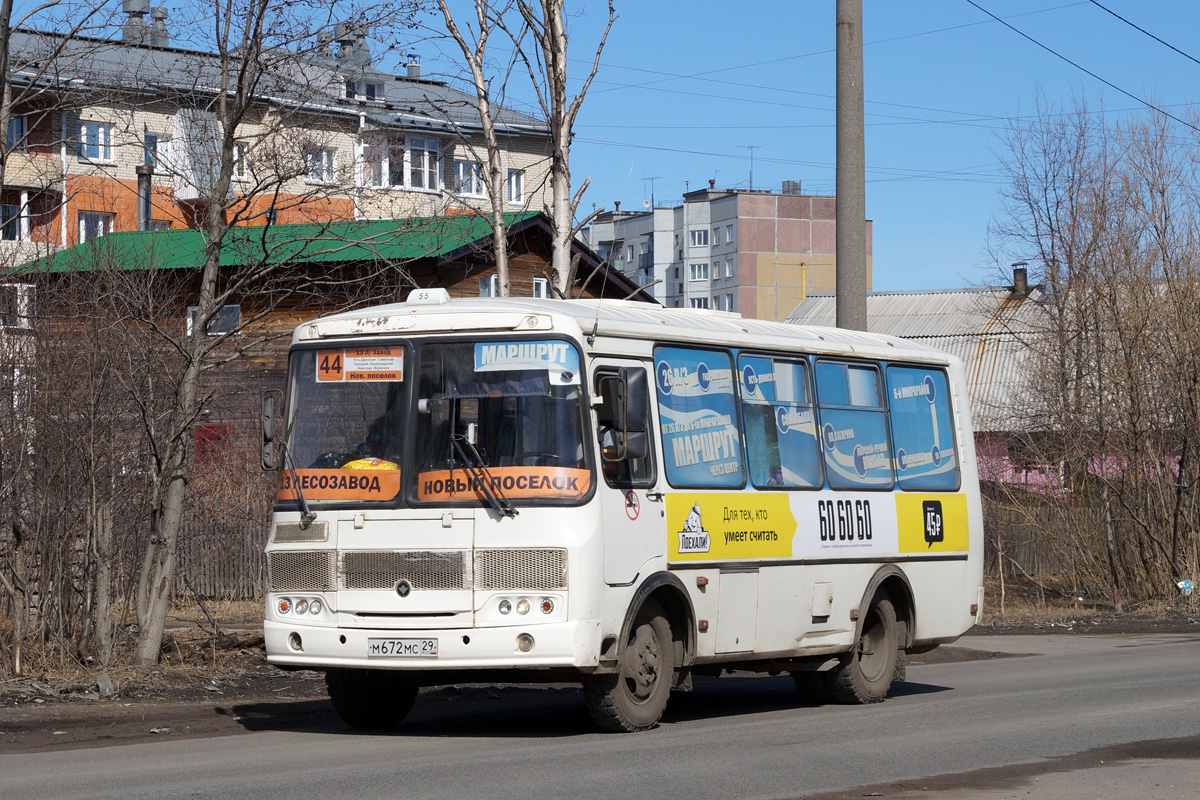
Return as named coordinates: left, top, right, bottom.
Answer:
left=886, top=366, right=958, bottom=490
left=655, top=346, right=744, bottom=487
left=738, top=355, right=822, bottom=487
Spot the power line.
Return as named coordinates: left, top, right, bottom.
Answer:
left=966, top=0, right=1200, bottom=135
left=1087, top=0, right=1200, bottom=68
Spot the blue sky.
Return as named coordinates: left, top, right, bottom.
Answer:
left=424, top=1, right=1200, bottom=291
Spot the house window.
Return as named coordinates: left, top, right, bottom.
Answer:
left=726, top=224, right=734, bottom=243
left=6, top=115, right=27, bottom=153
left=689, top=262, right=709, bottom=281
left=345, top=79, right=356, bottom=99
left=690, top=297, right=709, bottom=309
left=673, top=266, right=679, bottom=278
left=533, top=277, right=549, bottom=299
left=627, top=245, right=635, bottom=262
left=365, top=82, right=383, bottom=100
left=78, top=211, right=113, bottom=243
left=408, top=136, right=440, bottom=191
left=144, top=133, right=158, bottom=168
left=480, top=274, right=499, bottom=297
left=712, top=227, right=720, bottom=245
left=265, top=208, right=278, bottom=225
left=507, top=169, right=524, bottom=203
left=232, top=142, right=249, bottom=180
left=78, top=122, right=111, bottom=161
left=187, top=304, right=241, bottom=337
left=726, top=259, right=734, bottom=278
left=0, top=284, right=34, bottom=329
left=724, top=293, right=735, bottom=312
left=454, top=160, right=484, bottom=196
left=149, top=220, right=170, bottom=231
left=0, top=205, right=21, bottom=241
left=689, top=229, right=708, bottom=247
left=673, top=234, right=679, bottom=246
left=305, top=147, right=337, bottom=183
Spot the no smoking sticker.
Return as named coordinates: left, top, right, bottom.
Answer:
left=625, top=490, right=640, bottom=520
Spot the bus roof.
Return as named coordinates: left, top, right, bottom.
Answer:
left=296, top=297, right=958, bottom=366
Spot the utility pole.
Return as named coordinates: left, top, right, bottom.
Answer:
left=835, top=0, right=867, bottom=331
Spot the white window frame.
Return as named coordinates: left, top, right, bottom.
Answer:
left=408, top=136, right=441, bottom=192
left=78, top=121, right=112, bottom=162
left=725, top=259, right=734, bottom=278
left=305, top=147, right=337, bottom=184
left=0, top=284, right=34, bottom=330
left=454, top=159, right=485, bottom=197
left=689, top=229, right=708, bottom=247
left=533, top=277, right=549, bottom=299
left=627, top=244, right=635, bottom=262
left=724, top=293, right=735, bottom=312
left=187, top=304, right=241, bottom=337
left=689, top=262, right=709, bottom=281
left=78, top=211, right=113, bottom=243
left=690, top=297, right=710, bottom=309
left=726, top=224, right=734, bottom=243
left=712, top=226, right=720, bottom=245
left=364, top=82, right=383, bottom=101
left=480, top=274, right=499, bottom=297
left=232, top=142, right=250, bottom=181
left=0, top=204, right=23, bottom=242
left=506, top=169, right=524, bottom=204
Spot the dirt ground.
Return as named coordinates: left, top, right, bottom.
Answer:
left=2, top=598, right=1197, bottom=755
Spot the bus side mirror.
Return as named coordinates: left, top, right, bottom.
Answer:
left=261, top=390, right=282, bottom=470
left=619, top=367, right=649, bottom=434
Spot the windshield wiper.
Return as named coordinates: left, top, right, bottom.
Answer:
left=451, top=434, right=518, bottom=518
left=278, top=416, right=316, bottom=529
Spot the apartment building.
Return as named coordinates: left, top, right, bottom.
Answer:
left=0, top=14, right=551, bottom=268
left=587, top=182, right=873, bottom=320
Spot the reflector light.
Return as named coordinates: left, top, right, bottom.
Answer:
left=277, top=597, right=291, bottom=615
left=540, top=597, right=554, bottom=614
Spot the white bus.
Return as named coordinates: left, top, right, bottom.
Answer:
left=262, top=290, right=983, bottom=732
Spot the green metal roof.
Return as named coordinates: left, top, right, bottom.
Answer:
left=25, top=212, right=541, bottom=273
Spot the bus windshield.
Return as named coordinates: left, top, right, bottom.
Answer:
left=412, top=339, right=591, bottom=505
left=278, top=345, right=408, bottom=505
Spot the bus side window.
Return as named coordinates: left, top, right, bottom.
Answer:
left=738, top=355, right=821, bottom=488
left=886, top=365, right=959, bottom=491
left=814, top=360, right=894, bottom=490
left=595, top=369, right=654, bottom=487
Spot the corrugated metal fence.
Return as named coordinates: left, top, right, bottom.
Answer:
left=175, top=498, right=270, bottom=600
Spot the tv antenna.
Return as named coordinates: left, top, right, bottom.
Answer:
left=641, top=176, right=662, bottom=209
left=739, top=145, right=760, bottom=190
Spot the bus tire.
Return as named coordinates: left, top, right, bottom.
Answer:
left=583, top=602, right=674, bottom=732
left=826, top=596, right=898, bottom=705
left=326, top=669, right=418, bottom=729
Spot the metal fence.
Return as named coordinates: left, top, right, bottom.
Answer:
left=175, top=498, right=270, bottom=601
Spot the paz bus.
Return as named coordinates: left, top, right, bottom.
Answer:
left=261, top=289, right=983, bottom=732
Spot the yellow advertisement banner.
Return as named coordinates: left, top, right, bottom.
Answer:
left=895, top=493, right=969, bottom=553
left=666, top=493, right=797, bottom=561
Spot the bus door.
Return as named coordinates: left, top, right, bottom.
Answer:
left=591, top=359, right=663, bottom=585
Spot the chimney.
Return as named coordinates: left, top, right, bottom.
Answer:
left=406, top=56, right=421, bottom=79
left=121, top=0, right=150, bottom=43
left=614, top=201, right=620, bottom=213
left=149, top=7, right=168, bottom=47
left=1013, top=266, right=1028, bottom=295
left=136, top=165, right=153, bottom=231
left=708, top=179, right=715, bottom=190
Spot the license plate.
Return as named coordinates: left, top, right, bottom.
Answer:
left=367, top=638, right=438, bottom=658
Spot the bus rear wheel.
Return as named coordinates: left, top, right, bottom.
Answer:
left=326, top=669, right=418, bottom=729
left=583, top=602, right=674, bottom=732
left=827, top=596, right=898, bottom=704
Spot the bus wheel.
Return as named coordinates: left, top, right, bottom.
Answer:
left=827, top=596, right=898, bottom=704
left=583, top=602, right=674, bottom=732
left=326, top=669, right=418, bottom=729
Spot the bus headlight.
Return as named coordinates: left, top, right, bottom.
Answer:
left=309, top=600, right=323, bottom=615
left=498, top=599, right=512, bottom=615
left=516, top=598, right=530, bottom=615
left=294, top=598, right=309, bottom=615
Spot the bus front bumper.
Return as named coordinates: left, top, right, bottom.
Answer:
left=264, top=619, right=602, bottom=671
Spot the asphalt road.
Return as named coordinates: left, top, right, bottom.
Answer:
left=2, top=633, right=1199, bottom=800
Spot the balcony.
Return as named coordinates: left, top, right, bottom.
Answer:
left=4, top=151, right=63, bottom=190
left=637, top=252, right=654, bottom=269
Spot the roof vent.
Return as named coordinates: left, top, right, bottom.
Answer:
left=149, top=7, right=169, bottom=47
left=121, top=0, right=150, bottom=43
left=406, top=55, right=421, bottom=79
left=782, top=180, right=803, bottom=195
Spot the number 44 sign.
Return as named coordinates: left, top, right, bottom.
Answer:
left=317, top=347, right=404, bottom=382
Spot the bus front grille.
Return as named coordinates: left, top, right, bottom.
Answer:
left=474, top=549, right=567, bottom=590
left=268, top=550, right=336, bottom=592
left=340, top=551, right=468, bottom=590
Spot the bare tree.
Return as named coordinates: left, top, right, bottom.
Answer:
left=515, top=0, right=613, bottom=296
